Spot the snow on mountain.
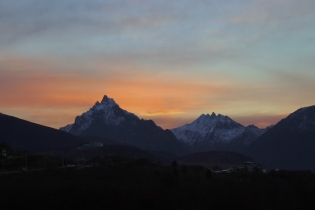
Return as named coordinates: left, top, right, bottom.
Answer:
left=171, top=112, right=246, bottom=147
left=285, top=106, right=315, bottom=129
left=246, top=105, right=315, bottom=171
left=60, top=95, right=138, bottom=135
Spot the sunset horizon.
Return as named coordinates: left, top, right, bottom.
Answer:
left=0, top=93, right=307, bottom=130
left=1, top=1, right=314, bottom=130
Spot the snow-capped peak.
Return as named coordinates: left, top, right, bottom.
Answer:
left=93, top=95, right=118, bottom=111
left=171, top=112, right=245, bottom=146
left=194, top=113, right=232, bottom=125
left=101, top=95, right=116, bottom=106
left=60, top=95, right=137, bottom=134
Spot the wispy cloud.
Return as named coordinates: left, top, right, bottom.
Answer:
left=1, top=0, right=314, bottom=129
left=233, top=113, right=287, bottom=129
left=141, top=110, right=186, bottom=116
left=1, top=53, right=314, bottom=129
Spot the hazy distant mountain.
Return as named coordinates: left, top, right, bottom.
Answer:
left=246, top=105, right=315, bottom=171
left=0, top=113, right=85, bottom=152
left=171, top=113, right=266, bottom=152
left=222, top=125, right=267, bottom=153
left=60, top=95, right=190, bottom=156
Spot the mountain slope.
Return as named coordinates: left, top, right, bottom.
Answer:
left=246, top=105, right=315, bottom=171
left=0, top=113, right=85, bottom=152
left=60, top=95, right=190, bottom=156
left=222, top=125, right=267, bottom=153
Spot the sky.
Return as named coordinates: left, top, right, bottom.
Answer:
left=1, top=0, right=315, bottom=129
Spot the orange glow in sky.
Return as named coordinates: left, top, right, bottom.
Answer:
left=1, top=1, right=315, bottom=130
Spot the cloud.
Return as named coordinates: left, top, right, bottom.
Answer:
left=0, top=0, right=240, bottom=63
left=271, top=70, right=315, bottom=90
left=0, top=54, right=232, bottom=128
left=0, top=53, right=314, bottom=129
left=144, top=115, right=196, bottom=130
left=233, top=114, right=287, bottom=129
left=141, top=110, right=186, bottom=116
left=1, top=1, right=314, bottom=129
left=228, top=0, right=315, bottom=24
left=0, top=54, right=205, bottom=103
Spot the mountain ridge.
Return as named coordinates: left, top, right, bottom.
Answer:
left=246, top=105, right=315, bottom=171
left=0, top=113, right=86, bottom=152
left=171, top=112, right=267, bottom=152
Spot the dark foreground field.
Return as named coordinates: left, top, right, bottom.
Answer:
left=1, top=159, right=315, bottom=210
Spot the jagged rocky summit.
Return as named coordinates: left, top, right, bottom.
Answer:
left=60, top=95, right=190, bottom=156
left=171, top=112, right=266, bottom=152
left=61, top=95, right=138, bottom=135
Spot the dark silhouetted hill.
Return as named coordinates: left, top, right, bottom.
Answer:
left=0, top=113, right=85, bottom=152
left=246, top=105, right=315, bottom=171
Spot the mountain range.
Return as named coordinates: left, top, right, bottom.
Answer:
left=60, top=96, right=315, bottom=171
left=1, top=95, right=314, bottom=171
left=60, top=95, right=190, bottom=156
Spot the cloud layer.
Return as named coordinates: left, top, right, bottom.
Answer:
left=1, top=0, right=315, bottom=129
